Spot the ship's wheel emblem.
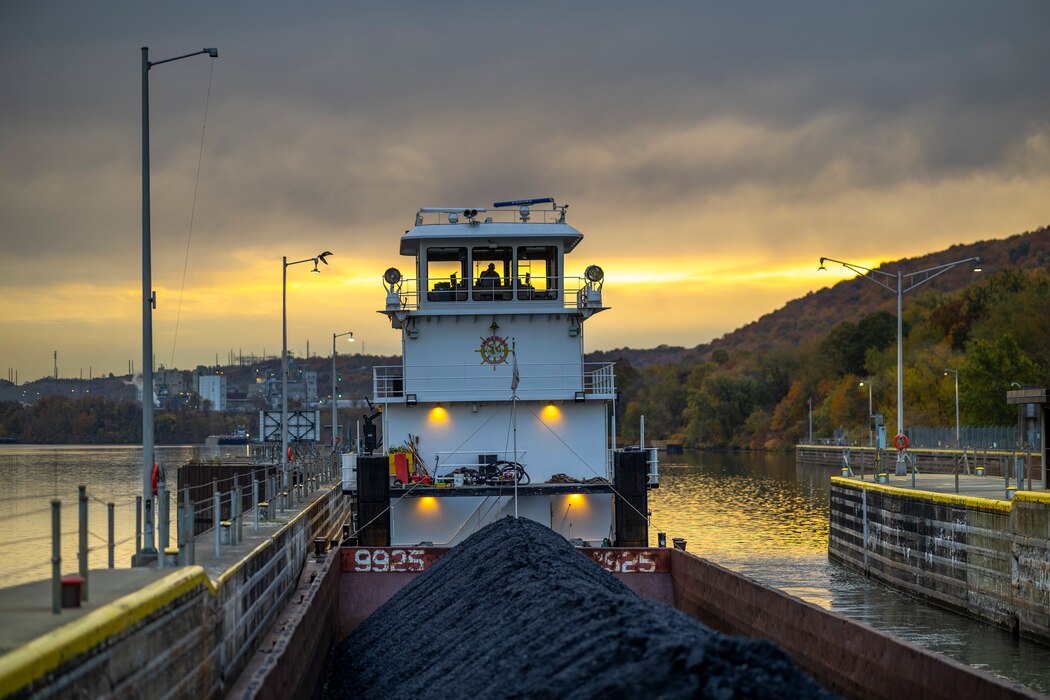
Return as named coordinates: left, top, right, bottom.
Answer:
left=476, top=335, right=510, bottom=367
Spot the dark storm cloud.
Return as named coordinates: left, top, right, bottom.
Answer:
left=1, top=1, right=1048, bottom=270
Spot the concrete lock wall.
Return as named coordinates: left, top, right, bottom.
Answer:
left=829, top=478, right=1050, bottom=644
left=0, top=484, right=350, bottom=699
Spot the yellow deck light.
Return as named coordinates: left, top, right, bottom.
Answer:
left=429, top=406, right=449, bottom=424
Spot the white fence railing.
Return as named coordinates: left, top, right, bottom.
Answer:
left=386, top=276, right=602, bottom=312
left=373, top=362, right=616, bottom=401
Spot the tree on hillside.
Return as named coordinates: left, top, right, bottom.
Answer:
left=819, top=311, right=896, bottom=377
left=960, top=335, right=1041, bottom=424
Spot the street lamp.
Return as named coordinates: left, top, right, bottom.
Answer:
left=282, top=251, right=332, bottom=510
left=332, top=331, right=355, bottom=450
left=859, top=379, right=873, bottom=447
left=944, top=369, right=960, bottom=448
left=140, top=46, right=218, bottom=563
left=819, top=255, right=981, bottom=474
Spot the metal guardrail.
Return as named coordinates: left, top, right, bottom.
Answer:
left=819, top=425, right=1040, bottom=451
left=386, top=275, right=602, bottom=311
left=373, top=362, right=616, bottom=401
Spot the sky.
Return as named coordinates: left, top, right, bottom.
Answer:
left=2, top=2, right=1049, bottom=381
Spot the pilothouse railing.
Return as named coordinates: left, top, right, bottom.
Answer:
left=374, top=362, right=616, bottom=401
left=387, top=276, right=601, bottom=311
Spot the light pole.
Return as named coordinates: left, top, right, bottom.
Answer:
left=819, top=255, right=981, bottom=474
left=140, top=46, right=217, bottom=563
left=944, top=369, right=960, bottom=448
left=859, top=379, right=873, bottom=447
left=282, top=252, right=332, bottom=510
left=807, top=397, right=813, bottom=443
left=332, top=331, right=355, bottom=450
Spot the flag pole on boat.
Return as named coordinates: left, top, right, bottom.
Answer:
left=511, top=339, right=519, bottom=519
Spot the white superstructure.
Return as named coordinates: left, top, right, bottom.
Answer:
left=374, top=198, right=619, bottom=545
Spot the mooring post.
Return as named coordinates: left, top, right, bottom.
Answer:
left=157, top=475, right=167, bottom=569
left=187, top=497, right=196, bottom=565
left=108, top=502, right=115, bottom=568
left=78, top=486, right=88, bottom=602
left=235, top=485, right=243, bottom=544
left=135, top=495, right=142, bottom=558
left=51, top=500, right=61, bottom=615
left=1027, top=446, right=1032, bottom=490
left=213, top=480, right=221, bottom=558
left=176, top=498, right=185, bottom=566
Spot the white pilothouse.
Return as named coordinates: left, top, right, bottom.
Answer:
left=371, top=198, right=648, bottom=546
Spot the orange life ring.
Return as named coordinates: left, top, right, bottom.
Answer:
left=287, top=446, right=294, bottom=462
left=893, top=433, right=909, bottom=451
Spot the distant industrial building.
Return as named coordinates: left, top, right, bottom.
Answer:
left=198, top=374, right=227, bottom=411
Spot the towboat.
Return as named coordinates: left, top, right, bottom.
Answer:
left=348, top=197, right=657, bottom=547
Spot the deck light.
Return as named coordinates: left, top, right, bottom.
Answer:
left=406, top=394, right=418, bottom=406
left=973, top=258, right=982, bottom=273
left=574, top=391, right=586, bottom=403
left=585, top=265, right=604, bottom=283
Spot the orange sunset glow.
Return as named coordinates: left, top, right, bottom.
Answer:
left=2, top=4, right=1049, bottom=379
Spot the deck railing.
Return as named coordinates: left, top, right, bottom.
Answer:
left=373, top=362, right=616, bottom=401
left=386, top=275, right=602, bottom=312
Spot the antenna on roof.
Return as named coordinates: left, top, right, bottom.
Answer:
left=492, top=197, right=555, bottom=208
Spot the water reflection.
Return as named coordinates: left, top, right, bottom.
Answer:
left=0, top=444, right=248, bottom=587
left=650, top=451, right=1049, bottom=695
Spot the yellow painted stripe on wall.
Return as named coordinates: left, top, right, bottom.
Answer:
left=0, top=567, right=213, bottom=696
left=830, top=477, right=1013, bottom=514
left=1013, top=490, right=1050, bottom=505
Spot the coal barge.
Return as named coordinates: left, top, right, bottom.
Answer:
left=234, top=200, right=1040, bottom=700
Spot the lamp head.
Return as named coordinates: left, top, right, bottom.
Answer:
left=347, top=333, right=355, bottom=342
left=206, top=48, right=218, bottom=58
left=817, top=257, right=827, bottom=272
left=311, top=262, right=320, bottom=273
left=972, top=257, right=982, bottom=273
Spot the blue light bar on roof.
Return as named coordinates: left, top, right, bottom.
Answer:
left=492, top=197, right=555, bottom=208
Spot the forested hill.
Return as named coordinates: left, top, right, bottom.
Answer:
left=598, top=223, right=1050, bottom=450
left=703, top=225, right=1050, bottom=358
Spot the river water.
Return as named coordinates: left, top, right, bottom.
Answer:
left=0, top=445, right=1047, bottom=693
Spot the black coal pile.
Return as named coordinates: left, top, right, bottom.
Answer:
left=323, top=517, right=835, bottom=699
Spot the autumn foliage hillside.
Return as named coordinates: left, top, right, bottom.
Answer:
left=602, top=225, right=1050, bottom=449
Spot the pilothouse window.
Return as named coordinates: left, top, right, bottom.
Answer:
left=517, top=246, right=558, bottom=300
left=426, top=247, right=467, bottom=302
left=472, top=246, right=512, bottom=301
